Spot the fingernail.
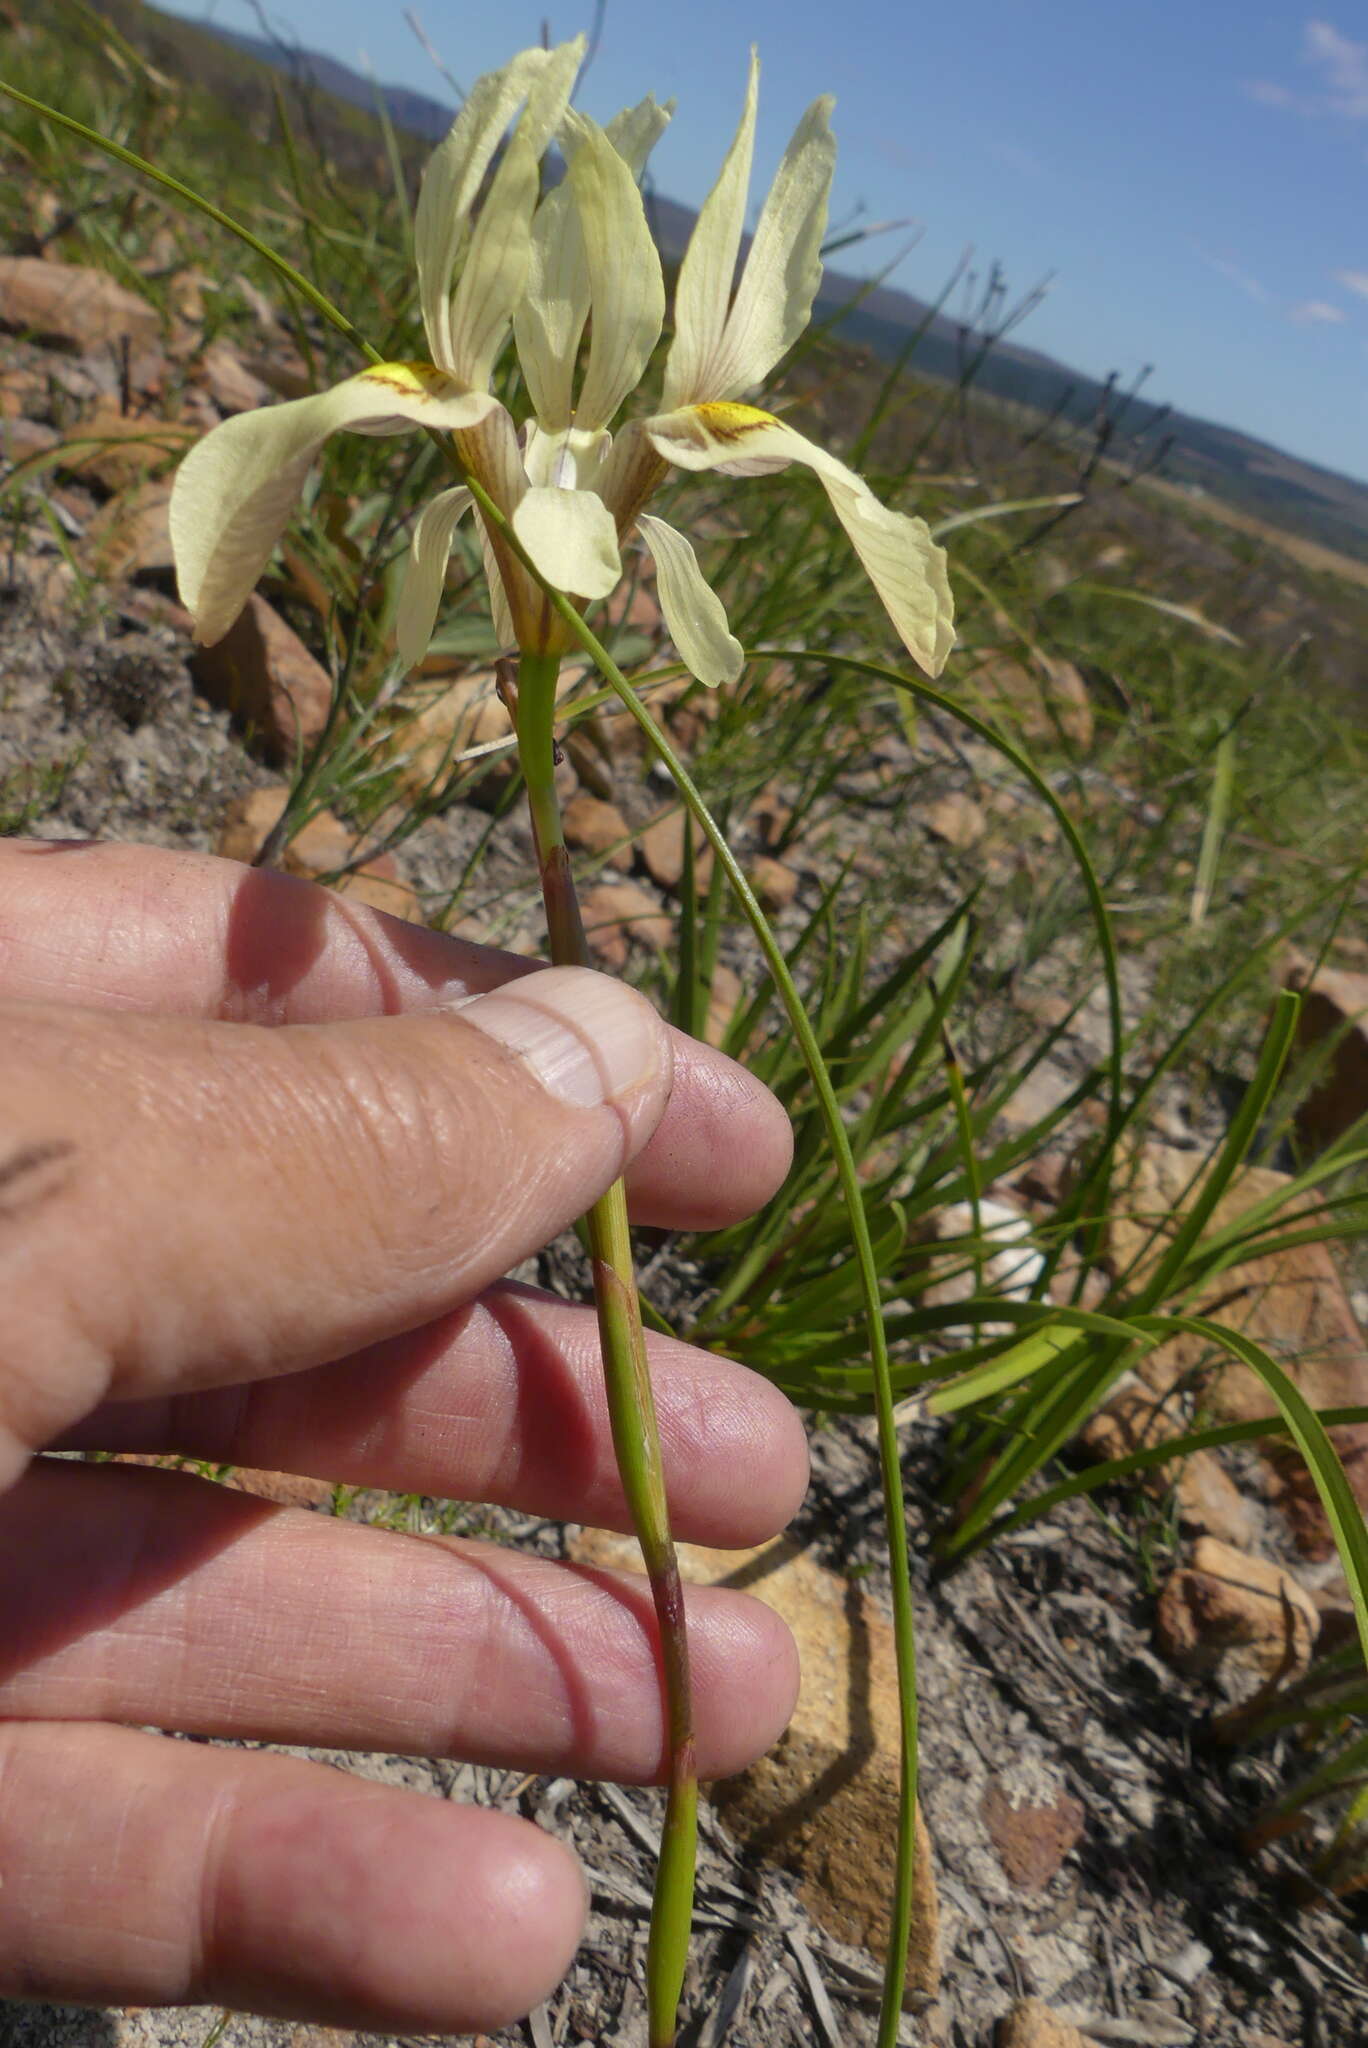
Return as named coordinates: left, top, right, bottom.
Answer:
left=455, top=966, right=664, bottom=1110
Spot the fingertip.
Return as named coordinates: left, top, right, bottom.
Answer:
left=632, top=1035, right=792, bottom=1229
left=694, top=1587, right=801, bottom=1779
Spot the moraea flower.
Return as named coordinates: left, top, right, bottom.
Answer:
left=171, top=45, right=954, bottom=685
left=170, top=39, right=586, bottom=647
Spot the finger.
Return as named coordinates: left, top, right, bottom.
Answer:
left=0, top=1721, right=584, bottom=2031
left=0, top=837, right=792, bottom=1229
left=56, top=1283, right=810, bottom=1549
left=1, top=1463, right=800, bottom=1783
left=0, top=970, right=670, bottom=1484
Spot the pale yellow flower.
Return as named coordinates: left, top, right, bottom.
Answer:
left=170, top=44, right=954, bottom=686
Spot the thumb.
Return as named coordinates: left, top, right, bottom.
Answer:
left=0, top=967, right=671, bottom=1486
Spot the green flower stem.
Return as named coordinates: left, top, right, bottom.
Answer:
left=514, top=649, right=697, bottom=2048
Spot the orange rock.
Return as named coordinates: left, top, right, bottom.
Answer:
left=198, top=340, right=271, bottom=414
left=190, top=594, right=334, bottom=760
left=968, top=651, right=1092, bottom=750
left=925, top=792, right=987, bottom=849
left=1155, top=1535, right=1318, bottom=1695
left=638, top=807, right=713, bottom=894
left=1285, top=959, right=1368, bottom=1153
left=568, top=1529, right=941, bottom=2003
left=86, top=476, right=175, bottom=578
left=1107, top=1144, right=1368, bottom=1554
left=58, top=406, right=191, bottom=494
left=215, top=786, right=421, bottom=922
left=980, top=1771, right=1084, bottom=1890
left=0, top=255, right=162, bottom=351
left=996, top=2001, right=1089, bottom=2048
left=580, top=881, right=672, bottom=967
left=384, top=673, right=510, bottom=796
left=750, top=854, right=799, bottom=911
left=1082, top=1386, right=1257, bottom=1549
left=562, top=792, right=630, bottom=857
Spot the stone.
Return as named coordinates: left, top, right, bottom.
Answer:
left=86, top=475, right=175, bottom=578
left=979, top=1768, right=1085, bottom=1890
left=705, top=963, right=744, bottom=1050
left=385, top=672, right=510, bottom=795
left=638, top=807, right=714, bottom=894
left=599, top=573, right=662, bottom=635
left=1284, top=959, right=1368, bottom=1153
left=58, top=406, right=190, bottom=493
left=996, top=2000, right=1089, bottom=2048
left=750, top=783, right=793, bottom=850
left=968, top=652, right=1093, bottom=750
left=0, top=255, right=162, bottom=351
left=190, top=594, right=334, bottom=761
left=563, top=792, right=630, bottom=857
left=568, top=1529, right=941, bottom=2002
left=215, top=785, right=421, bottom=922
left=750, top=854, right=800, bottom=911
left=918, top=1198, right=1045, bottom=1336
left=198, top=340, right=271, bottom=414
left=580, top=881, right=672, bottom=968
left=1154, top=1535, right=1318, bottom=1696
left=1, top=416, right=57, bottom=462
left=925, top=792, right=987, bottom=849
left=1081, top=1386, right=1258, bottom=1549
left=1106, top=1144, right=1368, bottom=1554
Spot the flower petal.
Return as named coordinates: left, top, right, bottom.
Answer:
left=518, top=97, right=673, bottom=434
left=637, top=513, right=743, bottom=687
left=661, top=50, right=758, bottom=411
left=444, top=131, right=540, bottom=390
left=707, top=95, right=835, bottom=399
left=170, top=365, right=495, bottom=647
left=565, top=115, right=665, bottom=429
left=645, top=403, right=955, bottom=676
left=415, top=39, right=583, bottom=373
left=515, top=180, right=586, bottom=431
left=512, top=485, right=622, bottom=601
left=395, top=486, right=474, bottom=671
left=605, top=93, right=674, bottom=178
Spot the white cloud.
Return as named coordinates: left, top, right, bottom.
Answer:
left=1194, top=244, right=1271, bottom=304
left=1291, top=298, right=1348, bottom=323
left=1334, top=268, right=1368, bottom=298
left=1245, top=17, right=1368, bottom=119
left=1305, top=19, right=1368, bottom=117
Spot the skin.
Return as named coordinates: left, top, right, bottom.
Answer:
left=0, top=839, right=807, bottom=2036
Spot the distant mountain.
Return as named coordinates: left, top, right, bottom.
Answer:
left=210, top=25, right=455, bottom=141
left=113, top=4, right=1368, bottom=564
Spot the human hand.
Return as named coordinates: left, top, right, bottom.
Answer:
left=0, top=839, right=805, bottom=2036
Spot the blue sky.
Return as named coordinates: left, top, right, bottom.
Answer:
left=158, top=1, right=1365, bottom=483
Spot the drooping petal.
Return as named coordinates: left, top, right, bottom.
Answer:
left=415, top=39, right=583, bottom=374
left=565, top=115, right=665, bottom=429
left=395, top=485, right=474, bottom=671
left=170, top=365, right=496, bottom=647
left=645, top=402, right=955, bottom=676
left=637, top=513, right=743, bottom=687
left=706, top=95, right=835, bottom=399
left=512, top=485, right=622, bottom=601
left=661, top=50, right=759, bottom=411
